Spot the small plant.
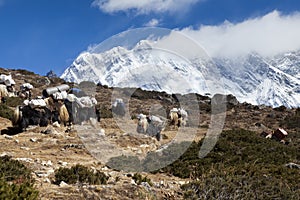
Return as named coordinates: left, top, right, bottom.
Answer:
left=281, top=109, right=300, bottom=130
left=0, top=180, right=39, bottom=200
left=0, top=104, right=14, bottom=120
left=54, top=164, right=109, bottom=185
left=100, top=107, right=113, bottom=118
left=5, top=96, right=24, bottom=107
left=0, top=155, right=33, bottom=182
left=132, top=173, right=153, bottom=186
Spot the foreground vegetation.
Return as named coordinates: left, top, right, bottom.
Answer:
left=0, top=156, right=38, bottom=199
left=160, top=129, right=300, bottom=199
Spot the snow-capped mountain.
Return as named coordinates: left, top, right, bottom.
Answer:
left=61, top=41, right=300, bottom=108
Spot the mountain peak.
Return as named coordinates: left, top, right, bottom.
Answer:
left=61, top=42, right=300, bottom=108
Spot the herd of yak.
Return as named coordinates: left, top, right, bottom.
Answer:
left=0, top=73, right=188, bottom=141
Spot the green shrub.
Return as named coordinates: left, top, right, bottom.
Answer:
left=0, top=156, right=38, bottom=199
left=132, top=173, right=153, bottom=186
left=0, top=104, right=14, bottom=120
left=281, top=108, right=300, bottom=129
left=0, top=180, right=38, bottom=200
left=54, top=164, right=108, bottom=185
left=0, top=156, right=33, bottom=182
left=106, top=142, right=191, bottom=173
left=100, top=107, right=113, bottom=118
left=5, top=96, right=23, bottom=107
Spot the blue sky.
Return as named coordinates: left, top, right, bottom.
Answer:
left=0, top=0, right=300, bottom=76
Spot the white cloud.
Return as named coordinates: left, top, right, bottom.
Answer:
left=92, top=0, right=200, bottom=14
left=144, top=18, right=160, bottom=27
left=178, top=10, right=300, bottom=58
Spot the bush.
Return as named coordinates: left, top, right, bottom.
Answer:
left=107, top=142, right=191, bottom=173
left=54, top=164, right=109, bottom=185
left=100, top=107, right=113, bottom=118
left=0, top=180, right=38, bottom=200
left=281, top=108, right=300, bottom=129
left=5, top=96, right=23, bottom=107
left=132, top=173, right=153, bottom=186
left=0, top=104, right=14, bottom=120
left=0, top=156, right=38, bottom=199
left=0, top=156, right=33, bottom=182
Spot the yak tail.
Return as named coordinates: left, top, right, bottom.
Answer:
left=59, top=104, right=69, bottom=124
left=12, top=106, right=21, bottom=126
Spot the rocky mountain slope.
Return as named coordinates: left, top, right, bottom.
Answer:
left=0, top=68, right=299, bottom=199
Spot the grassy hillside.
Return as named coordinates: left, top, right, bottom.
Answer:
left=160, top=129, right=300, bottom=199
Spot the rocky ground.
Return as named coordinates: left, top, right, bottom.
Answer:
left=0, top=68, right=298, bottom=199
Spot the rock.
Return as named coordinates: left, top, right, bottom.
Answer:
left=285, top=162, right=300, bottom=169
left=30, top=138, right=37, bottom=142
left=42, top=160, right=52, bottom=167
left=52, top=121, right=60, bottom=128
left=16, top=157, right=33, bottom=163
left=44, top=178, right=51, bottom=183
left=0, top=152, right=13, bottom=157
left=178, top=181, right=188, bottom=185
left=131, top=179, right=137, bottom=185
left=98, top=129, right=105, bottom=136
left=35, top=171, right=48, bottom=178
left=15, top=139, right=19, bottom=144
left=131, top=147, right=138, bottom=151
left=58, top=160, right=68, bottom=167
left=41, top=128, right=52, bottom=134
left=136, top=149, right=143, bottom=154
left=59, top=181, right=68, bottom=187
left=141, top=182, right=152, bottom=191
left=139, top=144, right=150, bottom=148
left=101, top=166, right=109, bottom=171
left=4, top=135, right=13, bottom=140
left=35, top=168, right=54, bottom=178
left=20, top=147, right=30, bottom=151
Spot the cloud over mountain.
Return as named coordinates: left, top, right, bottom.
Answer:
left=180, top=10, right=300, bottom=58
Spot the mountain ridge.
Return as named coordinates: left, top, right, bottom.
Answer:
left=61, top=41, right=300, bottom=108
